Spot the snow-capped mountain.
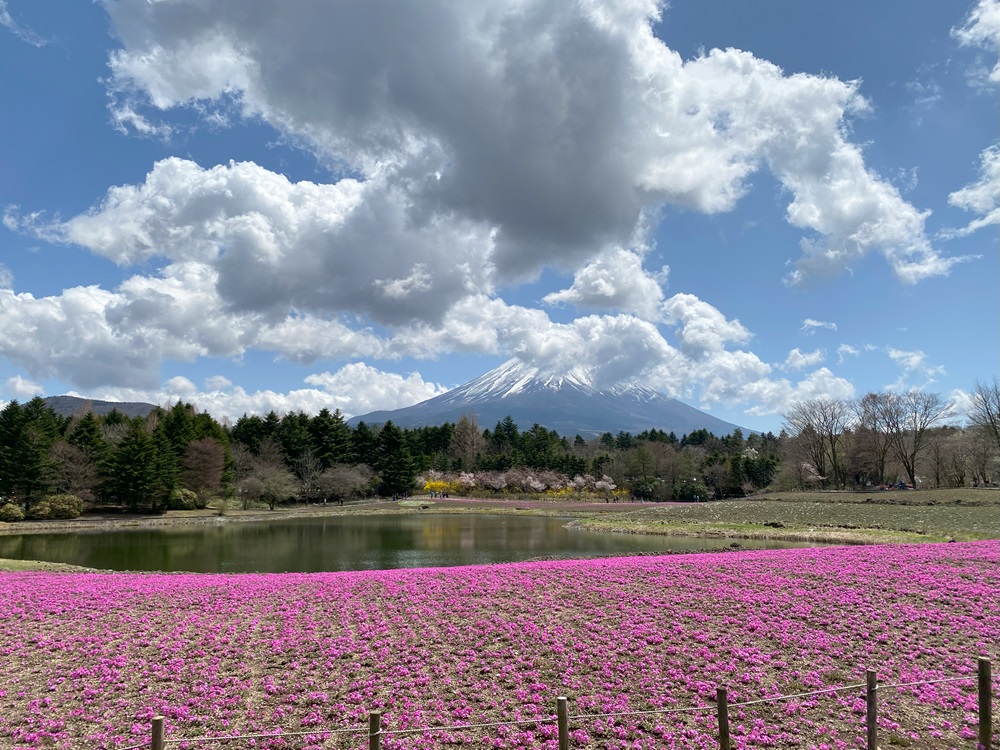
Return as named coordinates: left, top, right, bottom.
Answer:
left=349, top=359, right=746, bottom=438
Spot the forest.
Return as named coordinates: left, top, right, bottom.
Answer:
left=0, top=380, right=997, bottom=520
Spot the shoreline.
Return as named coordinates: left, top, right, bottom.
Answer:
left=2, top=493, right=994, bottom=573
left=0, top=496, right=654, bottom=537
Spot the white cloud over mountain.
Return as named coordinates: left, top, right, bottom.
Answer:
left=95, top=0, right=952, bottom=286
left=1, top=0, right=989, bottom=421
left=949, top=0, right=1000, bottom=236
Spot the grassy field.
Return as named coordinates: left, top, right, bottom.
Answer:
left=567, top=489, right=1000, bottom=544
left=0, top=558, right=97, bottom=572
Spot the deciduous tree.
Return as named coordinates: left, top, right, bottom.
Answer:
left=882, top=391, right=954, bottom=487
left=968, top=378, right=1000, bottom=453
left=449, top=412, right=484, bottom=471
left=180, top=437, right=226, bottom=499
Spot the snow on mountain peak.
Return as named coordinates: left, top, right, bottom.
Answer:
left=453, top=358, right=655, bottom=401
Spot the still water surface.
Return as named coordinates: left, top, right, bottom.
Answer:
left=0, top=514, right=828, bottom=573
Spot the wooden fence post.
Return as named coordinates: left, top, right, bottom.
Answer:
left=866, top=670, right=878, bottom=750
left=717, top=686, right=730, bottom=750
left=369, top=710, right=381, bottom=750
left=557, top=696, right=569, bottom=750
left=151, top=716, right=165, bottom=750
left=980, top=658, right=993, bottom=750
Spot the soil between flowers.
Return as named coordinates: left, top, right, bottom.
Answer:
left=1, top=541, right=998, bottom=750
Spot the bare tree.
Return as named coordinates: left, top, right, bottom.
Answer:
left=945, top=431, right=972, bottom=487
left=47, top=441, right=100, bottom=503
left=881, top=391, right=955, bottom=487
left=294, top=450, right=323, bottom=501
left=180, top=437, right=226, bottom=499
left=853, top=393, right=894, bottom=486
left=229, top=443, right=256, bottom=487
left=925, top=428, right=958, bottom=489
left=968, top=378, right=1000, bottom=453
left=449, top=412, right=484, bottom=471
left=967, top=428, right=998, bottom=487
left=237, top=437, right=299, bottom=510
left=315, top=463, right=374, bottom=503
left=783, top=398, right=850, bottom=488
left=238, top=467, right=299, bottom=510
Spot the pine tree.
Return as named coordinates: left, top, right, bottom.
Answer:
left=230, top=414, right=268, bottom=453
left=375, top=421, right=415, bottom=497
left=0, top=398, right=60, bottom=504
left=67, top=411, right=109, bottom=462
left=350, top=421, right=379, bottom=466
left=104, top=420, right=157, bottom=512
left=276, top=412, right=312, bottom=466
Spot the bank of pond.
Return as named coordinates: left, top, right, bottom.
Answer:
left=0, top=513, right=833, bottom=573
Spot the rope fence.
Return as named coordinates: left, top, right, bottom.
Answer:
left=122, top=656, right=995, bottom=750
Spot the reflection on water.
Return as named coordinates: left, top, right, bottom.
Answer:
left=0, top=514, right=829, bottom=573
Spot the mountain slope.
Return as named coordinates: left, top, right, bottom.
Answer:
left=42, top=395, right=158, bottom=419
left=350, top=359, right=746, bottom=437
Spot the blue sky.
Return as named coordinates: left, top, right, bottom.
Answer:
left=1, top=0, right=997, bottom=433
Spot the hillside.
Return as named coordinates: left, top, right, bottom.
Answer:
left=350, top=358, right=746, bottom=437
left=41, top=395, right=158, bottom=419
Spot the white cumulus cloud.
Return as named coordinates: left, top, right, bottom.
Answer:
left=90, top=0, right=951, bottom=286
left=542, top=248, right=667, bottom=321
left=801, top=318, right=838, bottom=335
left=948, top=1, right=1000, bottom=237
left=837, top=344, right=860, bottom=363
left=885, top=346, right=946, bottom=391
left=783, top=348, right=825, bottom=370
left=3, top=0, right=953, bottom=418
left=79, top=364, right=448, bottom=422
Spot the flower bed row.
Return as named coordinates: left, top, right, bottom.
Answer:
left=1, top=542, right=998, bottom=749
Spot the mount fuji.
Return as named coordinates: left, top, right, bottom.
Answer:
left=349, top=359, right=746, bottom=438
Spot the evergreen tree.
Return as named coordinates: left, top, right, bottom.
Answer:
left=67, top=411, right=109, bottom=462
left=309, top=408, right=352, bottom=469
left=0, top=398, right=60, bottom=504
left=482, top=416, right=519, bottom=470
left=150, top=420, right=178, bottom=510
left=102, top=408, right=129, bottom=428
left=0, top=400, right=25, bottom=498
left=230, top=414, right=268, bottom=453
left=104, top=419, right=158, bottom=512
left=350, top=421, right=380, bottom=466
left=375, top=421, right=415, bottom=496
left=161, top=402, right=198, bottom=458
left=263, top=411, right=281, bottom=439
left=276, top=411, right=312, bottom=466
left=407, top=423, right=454, bottom=472
left=521, top=423, right=560, bottom=468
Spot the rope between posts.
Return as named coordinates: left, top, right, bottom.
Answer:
left=124, top=661, right=994, bottom=748
left=729, top=682, right=867, bottom=707
left=380, top=716, right=555, bottom=736
left=161, top=725, right=369, bottom=744
left=876, top=675, right=976, bottom=691
left=569, top=703, right=715, bottom=720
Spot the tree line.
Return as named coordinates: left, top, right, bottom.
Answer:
left=780, top=381, right=1000, bottom=491
left=0, top=379, right=996, bottom=519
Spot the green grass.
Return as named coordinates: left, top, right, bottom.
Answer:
left=569, top=490, right=1000, bottom=544
left=0, top=557, right=98, bottom=572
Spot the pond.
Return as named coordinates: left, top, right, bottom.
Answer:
left=0, top=513, right=831, bottom=573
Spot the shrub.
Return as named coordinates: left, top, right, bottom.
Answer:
left=26, top=499, right=52, bottom=520
left=0, top=503, right=24, bottom=522
left=168, top=488, right=200, bottom=511
left=44, top=494, right=84, bottom=520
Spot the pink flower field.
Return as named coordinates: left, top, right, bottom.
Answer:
left=2, top=542, right=998, bottom=750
